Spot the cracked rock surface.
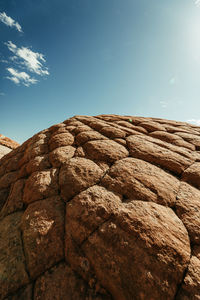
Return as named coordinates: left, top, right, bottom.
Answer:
left=0, top=115, right=200, bottom=300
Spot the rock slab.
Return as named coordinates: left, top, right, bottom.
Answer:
left=0, top=134, right=19, bottom=159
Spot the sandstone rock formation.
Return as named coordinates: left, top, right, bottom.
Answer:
left=0, top=115, right=200, bottom=300
left=0, top=134, right=19, bottom=159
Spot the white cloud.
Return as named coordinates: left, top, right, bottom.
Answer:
left=0, top=59, right=9, bottom=63
left=160, top=101, right=168, bottom=108
left=0, top=92, right=5, bottom=96
left=5, top=41, right=49, bottom=76
left=6, top=67, right=38, bottom=87
left=0, top=12, right=22, bottom=32
left=187, top=119, right=200, bottom=126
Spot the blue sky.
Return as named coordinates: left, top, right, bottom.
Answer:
left=1, top=0, right=200, bottom=143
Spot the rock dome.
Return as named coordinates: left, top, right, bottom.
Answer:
left=0, top=134, right=19, bottom=159
left=0, top=115, right=200, bottom=299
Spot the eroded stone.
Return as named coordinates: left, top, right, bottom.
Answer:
left=176, top=256, right=200, bottom=300
left=59, top=157, right=104, bottom=201
left=83, top=140, right=129, bottom=163
left=23, top=169, right=58, bottom=204
left=101, top=157, right=179, bottom=206
left=21, top=196, right=64, bottom=279
left=127, top=135, right=193, bottom=175
left=82, top=201, right=190, bottom=300
left=0, top=115, right=200, bottom=300
left=0, top=212, right=29, bottom=299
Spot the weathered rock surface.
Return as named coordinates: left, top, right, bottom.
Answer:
left=0, top=115, right=200, bottom=300
left=0, top=134, right=19, bottom=159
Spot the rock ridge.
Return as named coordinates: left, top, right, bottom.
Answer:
left=0, top=134, right=20, bottom=160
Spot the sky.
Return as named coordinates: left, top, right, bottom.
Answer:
left=1, top=0, right=200, bottom=143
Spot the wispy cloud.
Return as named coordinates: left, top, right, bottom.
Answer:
left=160, top=101, right=168, bottom=108
left=0, top=59, right=9, bottom=63
left=5, top=41, right=49, bottom=76
left=187, top=119, right=200, bottom=126
left=0, top=12, right=22, bottom=32
left=1, top=13, right=49, bottom=87
left=0, top=92, right=5, bottom=96
left=6, top=68, right=38, bottom=87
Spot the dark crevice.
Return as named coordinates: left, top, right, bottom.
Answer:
left=3, top=283, right=33, bottom=300
left=174, top=253, right=192, bottom=300
left=174, top=181, right=182, bottom=204
left=19, top=227, right=31, bottom=280
left=63, top=164, right=112, bottom=205
left=0, top=209, right=24, bottom=222
left=64, top=231, right=113, bottom=299
left=122, top=194, right=129, bottom=201
left=80, top=217, right=112, bottom=248
left=33, top=259, right=65, bottom=281
left=196, top=145, right=200, bottom=151
left=3, top=259, right=66, bottom=300
left=31, top=281, right=34, bottom=300
left=180, top=160, right=196, bottom=177
left=172, top=183, right=193, bottom=300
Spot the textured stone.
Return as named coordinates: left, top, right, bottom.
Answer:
left=139, top=120, right=167, bottom=132
left=0, top=188, right=9, bottom=211
left=20, top=196, right=64, bottom=279
left=49, top=146, right=75, bottom=167
left=83, top=140, right=129, bottom=163
left=4, top=284, right=33, bottom=300
left=175, top=132, right=200, bottom=149
left=150, top=131, right=195, bottom=150
left=26, top=154, right=51, bottom=174
left=82, top=201, right=190, bottom=300
left=65, top=185, right=122, bottom=245
left=23, top=169, right=58, bottom=204
left=101, top=157, right=179, bottom=206
left=127, top=135, right=194, bottom=175
left=0, top=212, right=29, bottom=299
left=99, top=126, right=127, bottom=139
left=49, top=132, right=74, bottom=151
left=59, top=157, right=104, bottom=201
left=0, top=171, right=18, bottom=189
left=0, top=115, right=200, bottom=300
left=182, top=162, right=200, bottom=189
left=175, top=182, right=200, bottom=244
left=176, top=256, right=200, bottom=300
left=34, top=262, right=86, bottom=300
left=75, top=130, right=107, bottom=146
left=0, top=179, right=25, bottom=218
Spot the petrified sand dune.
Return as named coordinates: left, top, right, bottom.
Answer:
left=0, top=115, right=200, bottom=299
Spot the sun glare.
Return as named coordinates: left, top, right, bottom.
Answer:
left=187, top=10, right=200, bottom=62
left=195, top=0, right=200, bottom=7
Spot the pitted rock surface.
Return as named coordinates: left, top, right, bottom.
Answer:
left=0, top=115, right=200, bottom=300
left=0, top=134, right=19, bottom=159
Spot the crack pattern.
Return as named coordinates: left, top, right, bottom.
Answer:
left=0, top=114, right=200, bottom=300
